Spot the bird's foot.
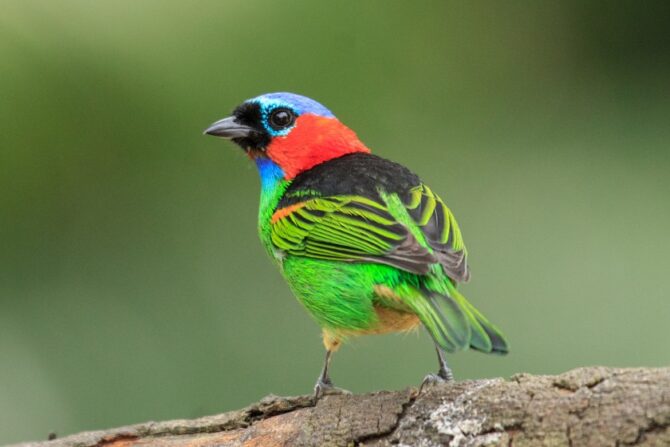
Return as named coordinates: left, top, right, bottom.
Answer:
left=419, top=369, right=454, bottom=394
left=313, top=378, right=352, bottom=399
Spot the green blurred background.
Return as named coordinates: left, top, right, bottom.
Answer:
left=2, top=0, right=669, bottom=443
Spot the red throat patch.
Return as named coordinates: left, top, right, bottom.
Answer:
left=266, top=114, right=370, bottom=179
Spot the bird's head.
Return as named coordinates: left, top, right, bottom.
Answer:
left=204, top=92, right=370, bottom=179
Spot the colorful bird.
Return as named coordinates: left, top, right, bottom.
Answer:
left=204, top=92, right=508, bottom=396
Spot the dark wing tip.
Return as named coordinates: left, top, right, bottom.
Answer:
left=434, top=249, right=470, bottom=283
left=380, top=232, right=437, bottom=275
left=360, top=232, right=437, bottom=275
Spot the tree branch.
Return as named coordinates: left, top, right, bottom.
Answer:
left=8, top=367, right=670, bottom=447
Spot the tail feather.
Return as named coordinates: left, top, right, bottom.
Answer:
left=383, top=282, right=509, bottom=354
left=394, top=285, right=469, bottom=352
left=446, top=282, right=510, bottom=354
left=425, top=289, right=470, bottom=351
left=453, top=299, right=493, bottom=353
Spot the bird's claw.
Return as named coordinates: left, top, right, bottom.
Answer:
left=421, top=372, right=448, bottom=386
left=313, top=378, right=351, bottom=399
left=419, top=370, right=454, bottom=394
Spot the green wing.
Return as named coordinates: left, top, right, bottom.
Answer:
left=403, top=184, right=470, bottom=282
left=271, top=195, right=437, bottom=275
left=271, top=183, right=470, bottom=282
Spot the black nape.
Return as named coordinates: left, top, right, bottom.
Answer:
left=278, top=153, right=421, bottom=208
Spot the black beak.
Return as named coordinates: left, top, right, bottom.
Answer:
left=203, top=116, right=254, bottom=139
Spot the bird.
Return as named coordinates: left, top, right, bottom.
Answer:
left=204, top=92, right=508, bottom=397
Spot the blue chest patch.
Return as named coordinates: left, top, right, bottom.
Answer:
left=255, top=157, right=285, bottom=190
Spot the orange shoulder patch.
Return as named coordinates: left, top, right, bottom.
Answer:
left=271, top=202, right=306, bottom=223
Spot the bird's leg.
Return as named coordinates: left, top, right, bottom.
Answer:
left=435, top=346, right=454, bottom=381
left=314, top=331, right=351, bottom=398
left=314, top=349, right=334, bottom=394
left=420, top=344, right=454, bottom=392
left=313, top=347, right=351, bottom=398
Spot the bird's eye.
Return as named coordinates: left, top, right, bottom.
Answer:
left=268, top=108, right=295, bottom=130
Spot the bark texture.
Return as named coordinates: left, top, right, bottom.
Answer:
left=9, top=367, right=670, bottom=447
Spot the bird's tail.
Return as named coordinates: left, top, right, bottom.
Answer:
left=402, top=281, right=509, bottom=354
left=445, top=281, right=509, bottom=354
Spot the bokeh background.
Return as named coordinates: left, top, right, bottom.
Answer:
left=2, top=0, right=669, bottom=443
